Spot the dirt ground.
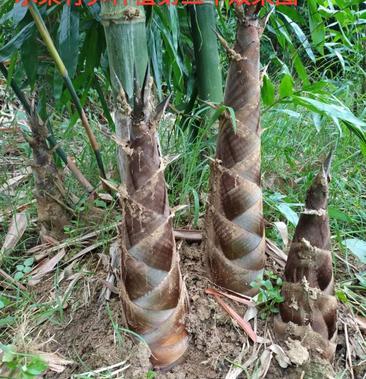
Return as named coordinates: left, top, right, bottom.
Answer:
left=30, top=242, right=365, bottom=379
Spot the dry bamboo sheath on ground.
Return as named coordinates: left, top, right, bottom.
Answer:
left=275, top=154, right=337, bottom=372
left=205, top=6, right=265, bottom=295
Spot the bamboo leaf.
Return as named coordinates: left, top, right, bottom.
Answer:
left=28, top=249, right=66, bottom=286
left=276, top=203, right=299, bottom=226
left=12, top=1, right=28, bottom=25
left=293, top=95, right=366, bottom=130
left=281, top=13, right=316, bottom=63
left=261, top=74, right=275, bottom=106
left=293, top=53, right=309, bottom=85
left=205, top=287, right=254, bottom=306
left=311, top=112, right=322, bottom=132
left=276, top=4, right=305, bottom=24
left=21, top=29, right=38, bottom=88
left=0, top=22, right=33, bottom=62
left=83, top=0, right=100, bottom=21
left=333, top=49, right=346, bottom=72
left=0, top=9, right=14, bottom=24
left=58, top=4, right=80, bottom=78
left=148, top=23, right=163, bottom=100
left=80, top=21, right=104, bottom=77
left=328, top=207, right=351, bottom=223
left=53, top=67, right=64, bottom=102
left=190, top=187, right=200, bottom=227
left=308, top=0, right=325, bottom=54
left=279, top=74, right=293, bottom=99
left=271, top=17, right=293, bottom=49
left=343, top=238, right=366, bottom=264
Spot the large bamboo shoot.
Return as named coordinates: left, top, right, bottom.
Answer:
left=205, top=7, right=265, bottom=295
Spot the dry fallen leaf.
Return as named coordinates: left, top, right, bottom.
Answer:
left=265, top=238, right=287, bottom=268
left=206, top=289, right=257, bottom=343
left=355, top=315, right=366, bottom=332
left=0, top=212, right=28, bottom=261
left=28, top=249, right=66, bottom=286
left=244, top=306, right=258, bottom=322
left=0, top=167, right=32, bottom=195
left=97, top=192, right=114, bottom=202
left=269, top=344, right=291, bottom=368
left=258, top=349, right=273, bottom=378
left=206, top=287, right=254, bottom=306
left=99, top=241, right=121, bottom=302
left=274, top=221, right=289, bottom=247
left=36, top=351, right=73, bottom=373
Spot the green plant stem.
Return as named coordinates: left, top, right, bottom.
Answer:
left=0, top=62, right=94, bottom=193
left=100, top=0, right=148, bottom=100
left=190, top=2, right=223, bottom=104
left=28, top=3, right=106, bottom=180
left=189, top=1, right=223, bottom=139
left=100, top=0, right=148, bottom=181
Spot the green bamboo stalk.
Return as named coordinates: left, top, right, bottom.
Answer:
left=28, top=3, right=106, bottom=180
left=101, top=0, right=148, bottom=182
left=0, top=62, right=94, bottom=193
left=101, top=1, right=148, bottom=101
left=189, top=1, right=223, bottom=104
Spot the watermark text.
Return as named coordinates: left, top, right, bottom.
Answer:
left=15, top=0, right=297, bottom=7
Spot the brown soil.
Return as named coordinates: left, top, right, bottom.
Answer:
left=31, top=242, right=362, bottom=379
left=159, top=243, right=251, bottom=379
left=37, top=243, right=257, bottom=378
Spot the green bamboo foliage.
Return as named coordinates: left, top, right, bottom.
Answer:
left=190, top=1, right=223, bottom=105
left=101, top=1, right=188, bottom=368
left=28, top=3, right=106, bottom=180
left=0, top=63, right=94, bottom=193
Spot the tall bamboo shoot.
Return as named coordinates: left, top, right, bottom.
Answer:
left=205, top=7, right=265, bottom=295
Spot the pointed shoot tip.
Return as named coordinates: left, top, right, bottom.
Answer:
left=323, top=150, right=333, bottom=178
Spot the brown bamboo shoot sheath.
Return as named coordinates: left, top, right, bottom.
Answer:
left=205, top=11, right=265, bottom=295
left=118, top=84, right=188, bottom=368
left=275, top=156, right=337, bottom=361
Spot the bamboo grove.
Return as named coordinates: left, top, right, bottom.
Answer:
left=0, top=0, right=365, bottom=376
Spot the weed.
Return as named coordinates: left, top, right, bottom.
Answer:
left=0, top=344, right=47, bottom=379
left=14, top=257, right=34, bottom=282
left=146, top=369, right=157, bottom=379
left=251, top=271, right=284, bottom=320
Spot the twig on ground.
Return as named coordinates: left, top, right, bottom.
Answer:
left=0, top=267, right=27, bottom=291
left=344, top=322, right=355, bottom=379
